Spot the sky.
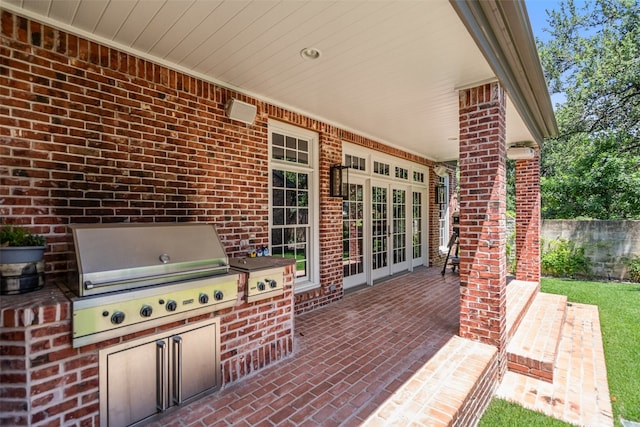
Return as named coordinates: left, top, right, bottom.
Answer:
left=526, top=0, right=590, bottom=40
left=525, top=0, right=561, bottom=41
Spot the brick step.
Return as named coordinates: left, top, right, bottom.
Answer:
left=507, top=292, right=567, bottom=382
left=497, top=303, right=614, bottom=426
left=363, top=336, right=498, bottom=427
left=505, top=279, right=539, bottom=340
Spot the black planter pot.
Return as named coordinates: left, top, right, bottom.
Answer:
left=0, top=246, right=46, bottom=295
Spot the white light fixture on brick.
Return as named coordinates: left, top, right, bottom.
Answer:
left=506, top=146, right=536, bottom=160
left=433, top=165, right=448, bottom=177
left=225, top=98, right=257, bottom=125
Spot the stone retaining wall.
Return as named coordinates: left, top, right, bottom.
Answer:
left=541, top=220, right=640, bottom=281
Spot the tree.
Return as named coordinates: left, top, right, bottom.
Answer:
left=537, top=0, right=640, bottom=219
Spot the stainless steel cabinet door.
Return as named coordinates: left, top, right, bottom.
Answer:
left=107, top=340, right=165, bottom=427
left=172, top=323, right=218, bottom=404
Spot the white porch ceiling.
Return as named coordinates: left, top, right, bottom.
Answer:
left=3, top=0, right=537, bottom=162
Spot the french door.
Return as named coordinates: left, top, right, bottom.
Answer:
left=371, top=182, right=409, bottom=281
left=342, top=179, right=427, bottom=287
left=342, top=178, right=366, bottom=289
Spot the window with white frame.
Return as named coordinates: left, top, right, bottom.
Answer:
left=345, top=154, right=366, bottom=171
left=438, top=175, right=450, bottom=251
left=269, top=121, right=318, bottom=291
left=373, top=161, right=390, bottom=176
left=395, top=166, right=408, bottom=180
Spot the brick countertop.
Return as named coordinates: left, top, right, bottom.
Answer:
left=0, top=283, right=71, bottom=328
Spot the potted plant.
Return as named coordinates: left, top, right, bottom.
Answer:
left=1, top=225, right=47, bottom=294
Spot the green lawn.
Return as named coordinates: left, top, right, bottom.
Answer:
left=542, top=278, right=640, bottom=426
left=480, top=278, right=640, bottom=426
left=480, top=398, right=572, bottom=427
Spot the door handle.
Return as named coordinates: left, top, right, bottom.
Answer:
left=156, top=340, right=167, bottom=412
left=172, top=336, right=183, bottom=404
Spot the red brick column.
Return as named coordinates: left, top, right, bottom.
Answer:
left=458, top=82, right=508, bottom=364
left=515, top=152, right=541, bottom=282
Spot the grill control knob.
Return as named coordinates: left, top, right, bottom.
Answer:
left=199, top=293, right=209, bottom=304
left=140, top=305, right=153, bottom=317
left=111, top=311, right=125, bottom=325
left=213, top=290, right=224, bottom=301
left=268, top=279, right=277, bottom=289
left=166, top=300, right=178, bottom=312
left=257, top=281, right=266, bottom=291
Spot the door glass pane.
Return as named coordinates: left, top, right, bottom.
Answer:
left=392, top=189, right=406, bottom=264
left=372, top=186, right=388, bottom=270
left=343, top=182, right=364, bottom=278
left=413, top=191, right=422, bottom=259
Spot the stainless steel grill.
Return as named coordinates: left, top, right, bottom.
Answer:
left=68, top=223, right=230, bottom=297
left=66, top=223, right=239, bottom=348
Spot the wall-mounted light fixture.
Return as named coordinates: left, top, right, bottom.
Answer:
left=507, top=146, right=536, bottom=160
left=433, top=165, right=449, bottom=177
left=225, top=98, right=257, bottom=125
left=435, top=183, right=447, bottom=205
left=330, top=165, right=349, bottom=198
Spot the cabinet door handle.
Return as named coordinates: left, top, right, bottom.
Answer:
left=172, top=336, right=183, bottom=404
left=156, top=340, right=167, bottom=412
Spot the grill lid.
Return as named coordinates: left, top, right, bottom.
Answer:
left=70, top=223, right=229, bottom=294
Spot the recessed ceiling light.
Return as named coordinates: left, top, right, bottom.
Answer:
left=300, top=47, right=321, bottom=60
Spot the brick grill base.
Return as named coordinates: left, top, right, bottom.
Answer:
left=0, top=267, right=295, bottom=427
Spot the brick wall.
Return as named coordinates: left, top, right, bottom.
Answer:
left=0, top=287, right=98, bottom=426
left=1, top=10, right=273, bottom=275
left=458, top=83, right=508, bottom=372
left=515, top=153, right=541, bottom=282
left=221, top=272, right=294, bottom=383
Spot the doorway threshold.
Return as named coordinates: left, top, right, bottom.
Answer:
left=345, top=269, right=418, bottom=296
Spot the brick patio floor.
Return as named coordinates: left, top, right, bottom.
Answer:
left=149, top=267, right=460, bottom=426
left=147, top=267, right=612, bottom=427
